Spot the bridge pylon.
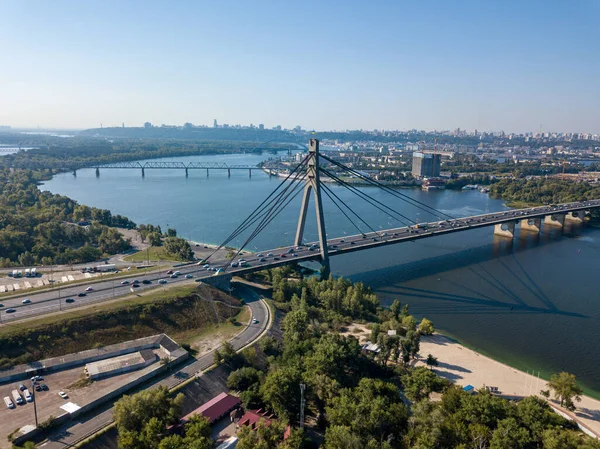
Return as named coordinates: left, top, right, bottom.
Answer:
left=294, top=139, right=330, bottom=276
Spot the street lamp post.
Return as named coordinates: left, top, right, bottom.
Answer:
left=31, top=380, right=38, bottom=427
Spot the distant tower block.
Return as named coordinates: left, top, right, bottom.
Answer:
left=494, top=221, right=516, bottom=238
left=544, top=214, right=565, bottom=228
left=520, top=217, right=541, bottom=233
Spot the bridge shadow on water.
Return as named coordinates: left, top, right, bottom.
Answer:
left=347, top=226, right=589, bottom=319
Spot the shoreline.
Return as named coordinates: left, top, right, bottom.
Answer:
left=417, top=332, right=600, bottom=438
left=437, top=328, right=600, bottom=401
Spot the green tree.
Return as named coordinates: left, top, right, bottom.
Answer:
left=157, top=435, right=186, bottom=449
left=227, top=366, right=261, bottom=391
left=547, top=372, right=583, bottom=411
left=426, top=354, right=438, bottom=370
left=489, top=417, right=531, bottom=449
left=418, top=318, right=435, bottom=335
left=402, top=366, right=440, bottom=402
left=260, top=365, right=303, bottom=421
left=324, top=425, right=364, bottom=449
left=389, top=299, right=402, bottom=318
left=182, top=414, right=214, bottom=449
left=236, top=420, right=285, bottom=449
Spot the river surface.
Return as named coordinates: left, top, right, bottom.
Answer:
left=42, top=153, right=600, bottom=396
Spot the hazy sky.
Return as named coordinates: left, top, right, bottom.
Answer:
left=1, top=0, right=599, bottom=133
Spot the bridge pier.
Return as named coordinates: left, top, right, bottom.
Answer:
left=95, top=168, right=100, bottom=177
left=494, top=221, right=516, bottom=238
left=520, top=217, right=541, bottom=233
left=544, top=214, right=565, bottom=228
left=141, top=168, right=145, bottom=177
left=200, top=273, right=232, bottom=291
left=228, top=168, right=231, bottom=177
left=206, top=169, right=209, bottom=177
left=72, top=169, right=77, bottom=177
left=564, top=210, right=588, bottom=223
left=185, top=168, right=188, bottom=177
left=249, top=168, right=252, bottom=178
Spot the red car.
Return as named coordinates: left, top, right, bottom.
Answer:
left=167, top=270, right=173, bottom=274
left=280, top=254, right=286, bottom=258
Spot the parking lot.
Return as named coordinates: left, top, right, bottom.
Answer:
left=0, top=347, right=168, bottom=447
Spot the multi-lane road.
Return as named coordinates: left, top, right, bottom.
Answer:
left=1, top=200, right=598, bottom=323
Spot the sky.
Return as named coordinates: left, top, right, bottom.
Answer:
left=1, top=0, right=599, bottom=133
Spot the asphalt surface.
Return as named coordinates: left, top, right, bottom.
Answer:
left=38, top=283, right=268, bottom=449
left=1, top=199, right=597, bottom=323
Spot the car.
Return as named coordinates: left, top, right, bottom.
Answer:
left=158, top=279, right=167, bottom=284
left=133, top=280, right=140, bottom=284
left=19, top=384, right=26, bottom=391
left=132, top=283, right=140, bottom=288
left=382, top=232, right=388, bottom=236
left=267, top=253, right=273, bottom=257
left=185, top=274, right=193, bottom=279
left=296, top=246, right=303, bottom=250
left=340, top=239, right=345, bottom=243
left=142, top=280, right=152, bottom=284
left=259, top=258, right=266, bottom=262
left=292, top=253, right=297, bottom=257
left=287, top=248, right=294, bottom=253
left=332, top=244, right=338, bottom=248
left=0, top=303, right=3, bottom=308
left=167, top=270, right=173, bottom=275
left=32, top=375, right=43, bottom=381
left=58, top=391, right=68, bottom=399
left=121, top=280, right=130, bottom=285
left=257, top=254, right=264, bottom=258
left=6, top=308, right=16, bottom=313
left=35, top=384, right=42, bottom=392
left=174, top=271, right=182, bottom=276
left=252, top=318, right=259, bottom=324
left=78, top=292, right=87, bottom=297
left=231, top=262, right=239, bottom=267
left=273, top=257, right=280, bottom=261
left=350, top=241, right=355, bottom=245
left=41, top=384, right=48, bottom=391
left=170, top=274, right=178, bottom=278
left=22, top=299, right=31, bottom=304
left=203, top=264, right=210, bottom=269
left=65, top=298, right=75, bottom=303
left=85, top=286, right=93, bottom=292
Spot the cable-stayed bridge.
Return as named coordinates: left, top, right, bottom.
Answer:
left=199, top=139, right=599, bottom=288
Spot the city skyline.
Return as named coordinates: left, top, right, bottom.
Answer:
left=1, top=0, right=599, bottom=133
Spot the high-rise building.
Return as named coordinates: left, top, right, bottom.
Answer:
left=213, top=119, right=218, bottom=128
left=412, top=152, right=441, bottom=178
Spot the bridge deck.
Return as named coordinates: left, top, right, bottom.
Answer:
left=224, top=199, right=600, bottom=276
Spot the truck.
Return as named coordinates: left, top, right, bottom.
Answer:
left=31, top=267, right=37, bottom=277
left=16, top=270, right=22, bottom=278
left=25, top=268, right=30, bottom=277
left=4, top=396, right=14, bottom=409
left=94, top=264, right=116, bottom=272
left=23, top=389, right=32, bottom=402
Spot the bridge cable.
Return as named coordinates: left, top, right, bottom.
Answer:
left=320, top=168, right=416, bottom=226
left=204, top=156, right=309, bottom=260
left=219, top=172, right=309, bottom=270
left=320, top=154, right=454, bottom=220
left=320, top=182, right=380, bottom=237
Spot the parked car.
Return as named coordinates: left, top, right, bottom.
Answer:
left=58, top=391, right=68, bottom=399
left=41, top=384, right=48, bottom=391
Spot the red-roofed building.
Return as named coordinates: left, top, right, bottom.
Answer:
left=181, top=392, right=241, bottom=425
left=238, top=408, right=275, bottom=429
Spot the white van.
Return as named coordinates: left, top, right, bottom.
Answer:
left=12, top=390, right=23, bottom=405
left=23, top=389, right=32, bottom=402
left=4, top=396, right=15, bottom=409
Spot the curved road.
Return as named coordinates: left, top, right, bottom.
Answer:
left=39, top=283, right=269, bottom=449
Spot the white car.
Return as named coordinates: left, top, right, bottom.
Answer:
left=252, top=318, right=259, bottom=324
left=22, top=299, right=31, bottom=304
left=85, top=287, right=93, bottom=292
left=58, top=391, right=68, bottom=399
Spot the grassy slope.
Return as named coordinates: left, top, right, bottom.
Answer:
left=123, top=246, right=184, bottom=262
left=0, top=284, right=242, bottom=368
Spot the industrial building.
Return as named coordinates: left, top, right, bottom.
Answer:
left=85, top=350, right=156, bottom=380
left=412, top=152, right=441, bottom=178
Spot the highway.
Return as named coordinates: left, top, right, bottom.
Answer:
left=1, top=199, right=598, bottom=323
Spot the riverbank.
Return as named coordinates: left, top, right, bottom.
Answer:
left=415, top=333, right=600, bottom=438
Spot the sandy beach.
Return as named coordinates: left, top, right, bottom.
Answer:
left=416, top=334, right=600, bottom=438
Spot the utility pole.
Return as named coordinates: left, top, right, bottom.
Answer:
left=32, top=381, right=38, bottom=427
left=299, top=383, right=306, bottom=430
left=294, top=139, right=330, bottom=275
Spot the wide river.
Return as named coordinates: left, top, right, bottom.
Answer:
left=42, top=152, right=600, bottom=397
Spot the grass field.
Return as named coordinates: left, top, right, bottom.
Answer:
left=123, top=246, right=184, bottom=262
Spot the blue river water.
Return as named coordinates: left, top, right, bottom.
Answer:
left=42, top=152, right=600, bottom=396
